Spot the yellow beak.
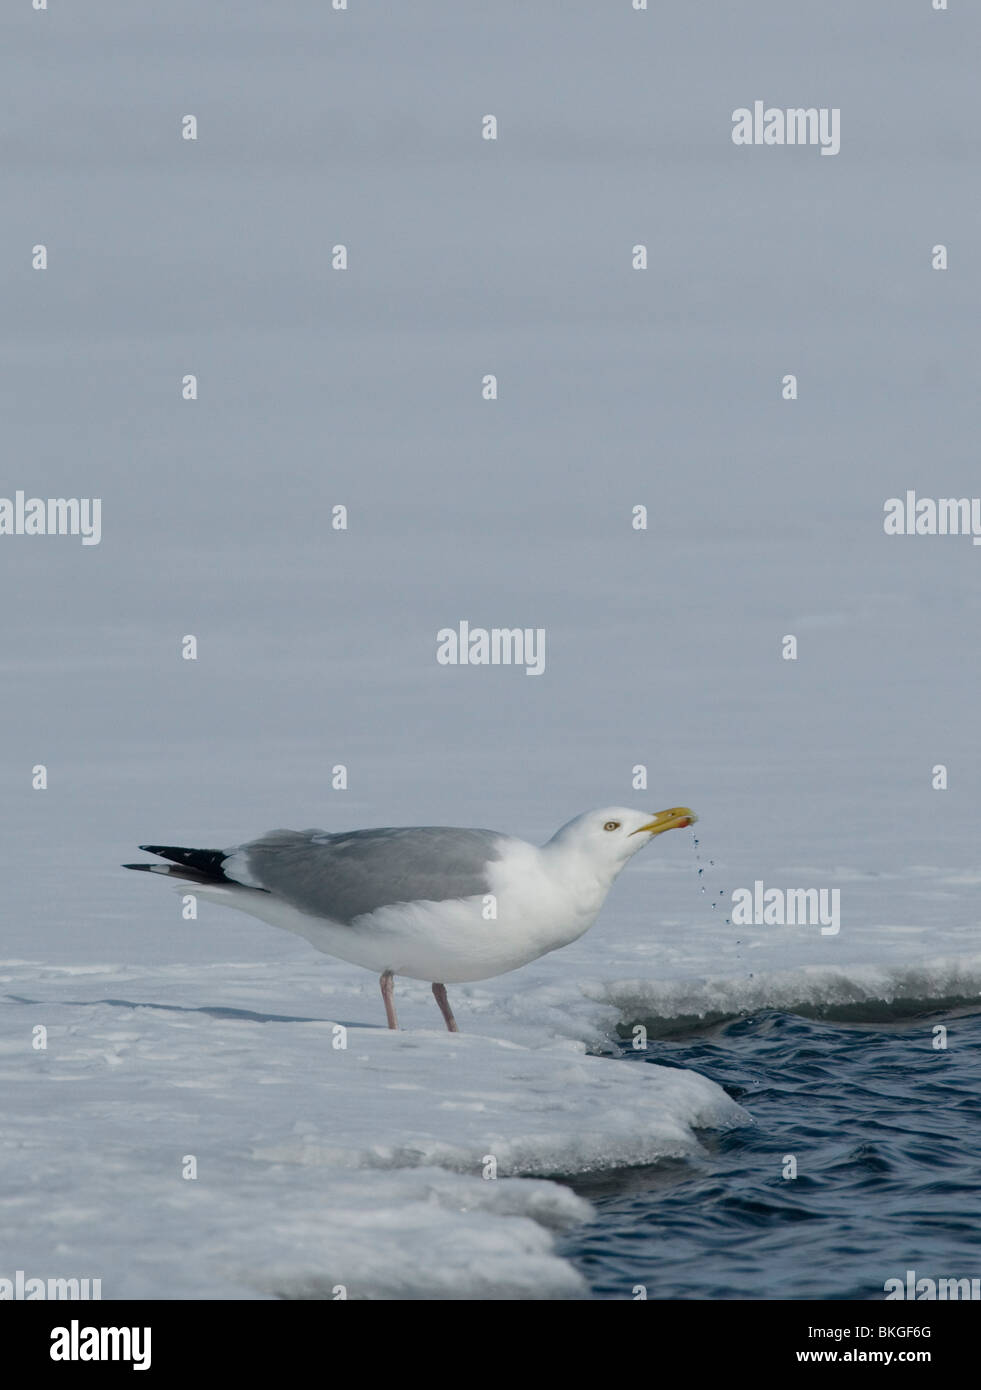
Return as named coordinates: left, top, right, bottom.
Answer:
left=630, top=807, right=698, bottom=836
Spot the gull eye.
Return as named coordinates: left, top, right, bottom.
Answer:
left=603, top=820, right=621, bottom=832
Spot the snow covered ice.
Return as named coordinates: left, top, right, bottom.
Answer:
left=0, top=957, right=746, bottom=1300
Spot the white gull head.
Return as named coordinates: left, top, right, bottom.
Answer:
left=545, top=805, right=698, bottom=876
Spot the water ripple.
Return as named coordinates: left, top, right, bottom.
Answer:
left=562, top=1007, right=981, bottom=1299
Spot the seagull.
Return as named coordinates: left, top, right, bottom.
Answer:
left=124, top=805, right=696, bottom=1032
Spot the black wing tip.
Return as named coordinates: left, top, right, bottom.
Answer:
left=128, top=844, right=231, bottom=884
left=139, top=845, right=227, bottom=869
left=128, top=843, right=266, bottom=890
left=124, top=854, right=267, bottom=893
left=139, top=844, right=215, bottom=859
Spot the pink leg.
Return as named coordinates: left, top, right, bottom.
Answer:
left=380, top=971, right=398, bottom=1030
left=432, top=982, right=459, bottom=1033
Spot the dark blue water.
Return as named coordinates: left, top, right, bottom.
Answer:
left=562, top=1006, right=981, bottom=1299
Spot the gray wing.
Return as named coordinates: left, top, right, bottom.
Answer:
left=230, top=826, right=504, bottom=925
